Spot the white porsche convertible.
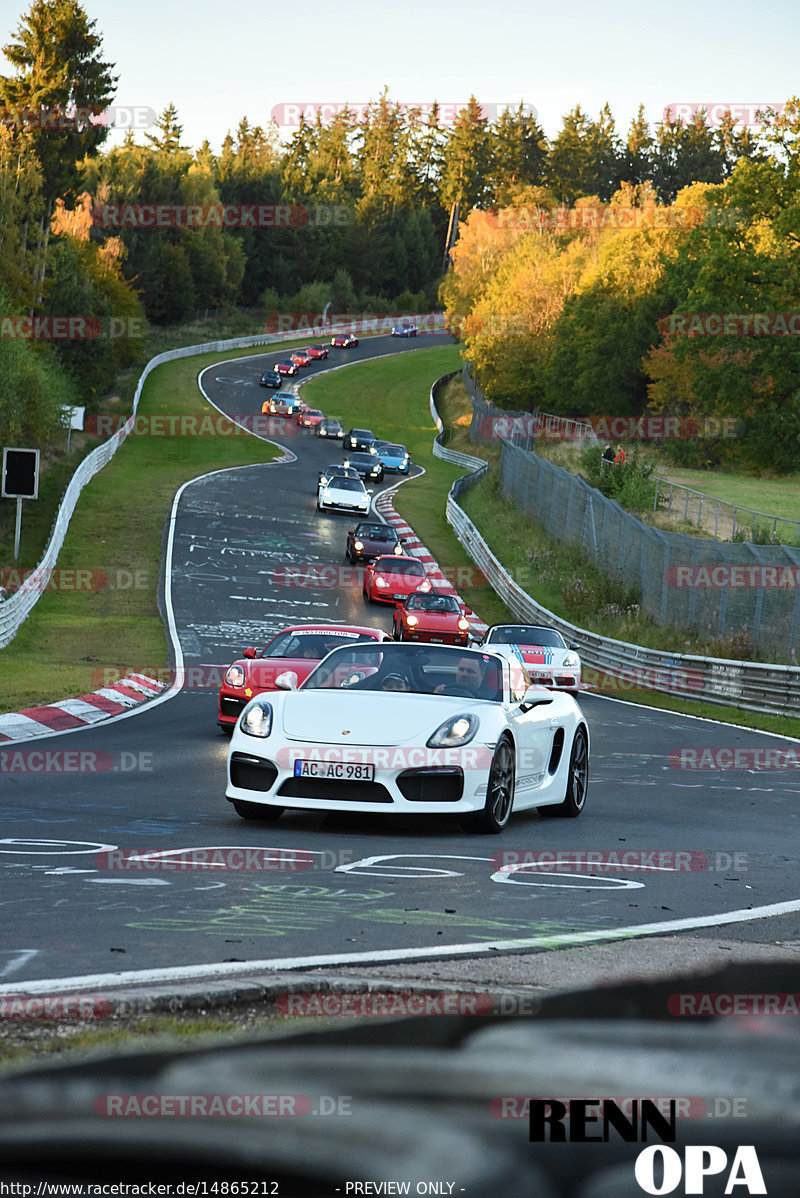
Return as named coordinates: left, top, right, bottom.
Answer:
left=225, top=642, right=589, bottom=833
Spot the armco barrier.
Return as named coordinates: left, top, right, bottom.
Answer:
left=430, top=373, right=800, bottom=719
left=0, top=324, right=357, bottom=650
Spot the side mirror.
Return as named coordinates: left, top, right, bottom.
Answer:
left=569, top=643, right=580, bottom=652
left=275, top=671, right=298, bottom=691
left=243, top=647, right=257, bottom=659
left=463, top=608, right=474, bottom=616
left=519, top=685, right=554, bottom=713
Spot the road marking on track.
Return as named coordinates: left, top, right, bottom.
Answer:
left=5, top=896, right=800, bottom=994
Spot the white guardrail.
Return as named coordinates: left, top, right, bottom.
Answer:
left=429, top=372, right=800, bottom=719
left=0, top=325, right=361, bottom=650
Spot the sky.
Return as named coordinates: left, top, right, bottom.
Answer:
left=1, top=0, right=798, bottom=151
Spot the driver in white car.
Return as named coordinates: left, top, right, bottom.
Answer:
left=434, top=656, right=485, bottom=696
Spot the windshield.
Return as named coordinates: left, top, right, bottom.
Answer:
left=329, top=477, right=365, bottom=492
left=487, top=625, right=566, bottom=648
left=261, top=629, right=377, bottom=659
left=374, top=558, right=424, bottom=576
left=405, top=593, right=460, bottom=613
left=302, top=643, right=505, bottom=701
left=356, top=524, right=396, bottom=540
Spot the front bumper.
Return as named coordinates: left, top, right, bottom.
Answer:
left=227, top=749, right=488, bottom=814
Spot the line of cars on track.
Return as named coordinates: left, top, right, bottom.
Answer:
left=260, top=336, right=359, bottom=387
left=225, top=343, right=587, bottom=830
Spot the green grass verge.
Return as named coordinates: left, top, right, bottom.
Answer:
left=659, top=466, right=800, bottom=523
left=0, top=343, right=288, bottom=712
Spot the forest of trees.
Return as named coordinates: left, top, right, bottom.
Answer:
left=440, top=101, right=800, bottom=475
left=1, top=0, right=796, bottom=471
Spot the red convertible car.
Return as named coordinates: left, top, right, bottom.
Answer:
left=307, top=344, right=329, bottom=359
left=363, top=555, right=430, bottom=605
left=331, top=333, right=359, bottom=348
left=217, top=624, right=391, bottom=731
left=291, top=350, right=313, bottom=367
left=392, top=592, right=473, bottom=646
left=275, top=359, right=299, bottom=376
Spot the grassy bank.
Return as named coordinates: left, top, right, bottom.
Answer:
left=0, top=342, right=286, bottom=711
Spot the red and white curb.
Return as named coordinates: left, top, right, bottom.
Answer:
left=375, top=489, right=489, bottom=640
left=0, top=674, right=166, bottom=743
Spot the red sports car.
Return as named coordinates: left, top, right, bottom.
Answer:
left=275, top=360, right=299, bottom=376
left=363, top=555, right=430, bottom=605
left=217, top=624, right=390, bottom=731
left=331, top=333, right=359, bottom=348
left=291, top=350, right=312, bottom=367
left=307, top=345, right=328, bottom=359
left=297, top=407, right=324, bottom=428
left=392, top=592, right=473, bottom=645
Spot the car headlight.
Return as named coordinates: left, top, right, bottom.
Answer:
left=323, top=489, right=333, bottom=501
left=457, top=617, right=470, bottom=631
left=406, top=614, right=418, bottom=626
left=375, top=576, right=387, bottom=587
left=427, top=713, right=479, bottom=748
left=240, top=700, right=273, bottom=738
left=225, top=665, right=245, bottom=688
left=319, top=428, right=327, bottom=435
left=562, top=652, right=580, bottom=668
left=368, top=446, right=377, bottom=455
left=417, top=579, right=431, bottom=592
left=354, top=540, right=363, bottom=551
left=393, top=543, right=403, bottom=555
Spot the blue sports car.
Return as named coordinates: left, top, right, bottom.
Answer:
left=377, top=443, right=410, bottom=473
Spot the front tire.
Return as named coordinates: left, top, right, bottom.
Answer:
left=232, top=800, right=283, bottom=822
left=539, top=727, right=588, bottom=818
left=467, top=736, right=515, bottom=833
